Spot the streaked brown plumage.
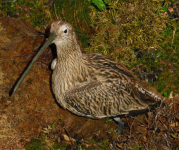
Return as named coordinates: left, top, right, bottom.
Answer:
left=14, top=20, right=164, bottom=134
left=50, top=21, right=164, bottom=133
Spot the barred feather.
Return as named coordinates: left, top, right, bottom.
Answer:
left=51, top=21, right=164, bottom=120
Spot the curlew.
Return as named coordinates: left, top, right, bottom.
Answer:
left=13, top=21, right=164, bottom=134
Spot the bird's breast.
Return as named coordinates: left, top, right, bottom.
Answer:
left=52, top=66, right=74, bottom=95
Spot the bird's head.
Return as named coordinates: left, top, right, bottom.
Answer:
left=13, top=20, right=79, bottom=93
left=50, top=21, right=77, bottom=47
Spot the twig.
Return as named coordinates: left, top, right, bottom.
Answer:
left=54, top=4, right=59, bottom=20
left=60, top=119, right=77, bottom=150
left=172, top=28, right=176, bottom=44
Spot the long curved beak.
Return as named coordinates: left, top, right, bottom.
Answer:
left=13, top=31, right=56, bottom=93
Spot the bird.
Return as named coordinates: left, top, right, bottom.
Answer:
left=13, top=20, right=164, bottom=134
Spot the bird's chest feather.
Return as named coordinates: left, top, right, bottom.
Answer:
left=52, top=62, right=75, bottom=95
left=52, top=58, right=89, bottom=96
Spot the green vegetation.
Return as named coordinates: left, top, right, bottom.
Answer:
left=155, top=23, right=179, bottom=95
left=51, top=0, right=92, bottom=48
left=86, top=0, right=172, bottom=61
left=0, top=0, right=111, bottom=49
left=102, top=118, right=113, bottom=125
left=98, top=140, right=110, bottom=149
left=0, top=0, right=51, bottom=30
left=88, top=0, right=112, bottom=11
left=132, top=141, right=142, bottom=150
left=25, top=135, right=111, bottom=150
left=25, top=139, right=46, bottom=150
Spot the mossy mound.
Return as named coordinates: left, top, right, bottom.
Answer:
left=86, top=0, right=172, bottom=63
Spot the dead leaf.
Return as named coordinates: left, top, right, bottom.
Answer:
left=168, top=7, right=174, bottom=13
left=170, top=122, right=178, bottom=127
left=116, top=143, right=123, bottom=149
left=169, top=91, right=173, bottom=99
left=62, top=134, right=76, bottom=142
left=42, top=125, right=52, bottom=134
left=171, top=133, right=179, bottom=139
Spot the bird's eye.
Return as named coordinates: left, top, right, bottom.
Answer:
left=64, top=29, right=67, bottom=33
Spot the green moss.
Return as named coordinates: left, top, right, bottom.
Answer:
left=132, top=141, right=142, bottom=150
left=0, top=0, right=96, bottom=49
left=102, top=118, right=112, bottom=125
left=154, top=21, right=179, bottom=94
left=0, top=0, right=51, bottom=30
left=25, top=137, right=112, bottom=150
left=86, top=0, right=172, bottom=62
left=51, top=0, right=92, bottom=48
left=25, top=139, right=46, bottom=150
left=127, top=21, right=179, bottom=95
left=25, top=137, right=71, bottom=150
left=98, top=140, right=110, bottom=150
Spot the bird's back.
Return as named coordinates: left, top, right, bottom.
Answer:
left=63, top=53, right=164, bottom=119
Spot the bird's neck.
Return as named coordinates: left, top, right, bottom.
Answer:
left=53, top=44, right=89, bottom=95
left=56, top=41, right=82, bottom=57
left=56, top=42, right=84, bottom=68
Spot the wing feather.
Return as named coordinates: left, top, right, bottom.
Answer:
left=64, top=53, right=163, bottom=119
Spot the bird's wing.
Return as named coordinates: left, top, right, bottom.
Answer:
left=64, top=53, right=163, bottom=118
